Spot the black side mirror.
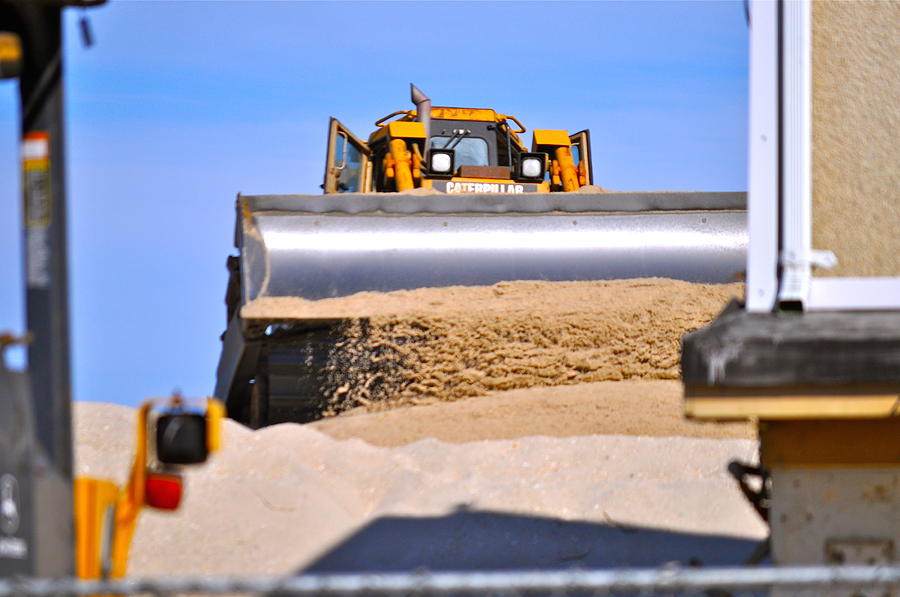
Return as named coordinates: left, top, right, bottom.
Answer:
left=156, top=413, right=208, bottom=465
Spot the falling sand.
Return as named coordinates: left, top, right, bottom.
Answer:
left=242, top=279, right=743, bottom=414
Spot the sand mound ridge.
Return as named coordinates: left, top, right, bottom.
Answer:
left=74, top=401, right=764, bottom=576
left=243, top=279, right=742, bottom=414
left=311, top=380, right=754, bottom=447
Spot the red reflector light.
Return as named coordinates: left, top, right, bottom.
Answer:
left=145, top=473, right=183, bottom=510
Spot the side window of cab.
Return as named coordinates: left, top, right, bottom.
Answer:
left=323, top=118, right=371, bottom=193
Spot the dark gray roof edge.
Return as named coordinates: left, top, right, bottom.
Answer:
left=682, top=309, right=900, bottom=387
left=239, top=191, right=747, bottom=215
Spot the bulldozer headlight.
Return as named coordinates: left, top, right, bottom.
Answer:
left=521, top=157, right=543, bottom=178
left=518, top=153, right=546, bottom=181
left=430, top=149, right=454, bottom=175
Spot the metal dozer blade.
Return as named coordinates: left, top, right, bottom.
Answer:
left=215, top=190, right=746, bottom=427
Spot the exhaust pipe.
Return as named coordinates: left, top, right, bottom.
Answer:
left=410, top=83, right=431, bottom=155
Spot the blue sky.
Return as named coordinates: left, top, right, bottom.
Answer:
left=0, top=1, right=748, bottom=406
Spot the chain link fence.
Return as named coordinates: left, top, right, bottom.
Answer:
left=1, top=566, right=898, bottom=596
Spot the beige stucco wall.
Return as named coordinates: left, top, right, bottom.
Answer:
left=812, top=0, right=899, bottom=277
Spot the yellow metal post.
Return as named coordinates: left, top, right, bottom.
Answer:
left=554, top=146, right=581, bottom=192
left=73, top=478, right=119, bottom=579
left=106, top=402, right=152, bottom=579
left=206, top=397, right=225, bottom=453
left=389, top=138, right=415, bottom=192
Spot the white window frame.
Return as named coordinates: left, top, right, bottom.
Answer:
left=745, top=0, right=900, bottom=312
left=745, top=0, right=780, bottom=312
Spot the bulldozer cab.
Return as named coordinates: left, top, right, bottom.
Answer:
left=322, top=91, right=594, bottom=194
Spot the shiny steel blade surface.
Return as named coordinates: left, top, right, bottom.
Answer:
left=238, top=193, right=747, bottom=303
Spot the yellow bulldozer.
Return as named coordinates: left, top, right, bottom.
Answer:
left=214, top=85, right=748, bottom=426
left=323, top=85, right=592, bottom=194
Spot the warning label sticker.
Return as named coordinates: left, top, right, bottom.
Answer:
left=0, top=474, right=26, bottom=560
left=22, top=132, right=51, bottom=289
left=23, top=132, right=51, bottom=228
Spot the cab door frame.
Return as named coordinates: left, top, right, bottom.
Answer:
left=569, top=129, right=593, bottom=186
left=323, top=118, right=372, bottom=193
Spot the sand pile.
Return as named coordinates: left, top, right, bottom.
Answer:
left=74, top=400, right=765, bottom=576
left=72, top=279, right=759, bottom=574
left=243, top=279, right=741, bottom=414
left=573, top=184, right=609, bottom=193
left=311, top=380, right=754, bottom=446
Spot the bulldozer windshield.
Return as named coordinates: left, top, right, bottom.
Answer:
left=429, top=136, right=489, bottom=167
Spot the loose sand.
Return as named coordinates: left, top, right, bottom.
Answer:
left=73, top=279, right=760, bottom=575
left=75, top=398, right=765, bottom=576
left=244, top=279, right=742, bottom=414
